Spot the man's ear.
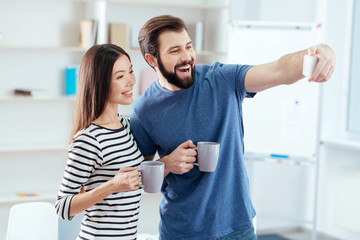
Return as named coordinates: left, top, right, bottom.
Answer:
left=145, top=53, right=158, bottom=68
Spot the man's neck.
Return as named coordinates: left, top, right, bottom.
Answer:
left=158, top=77, right=182, bottom=91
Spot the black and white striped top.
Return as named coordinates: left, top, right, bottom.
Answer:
left=55, top=116, right=144, bottom=240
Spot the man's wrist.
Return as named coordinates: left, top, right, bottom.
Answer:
left=159, top=155, right=171, bottom=177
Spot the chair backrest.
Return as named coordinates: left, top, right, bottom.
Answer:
left=6, top=201, right=58, bottom=240
left=58, top=211, right=84, bottom=240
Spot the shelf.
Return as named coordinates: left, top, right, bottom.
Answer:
left=75, top=0, right=230, bottom=9
left=196, top=50, right=228, bottom=56
left=0, top=192, right=57, bottom=205
left=0, top=145, right=68, bottom=153
left=0, top=45, right=227, bottom=57
left=244, top=152, right=316, bottom=166
left=0, top=46, right=86, bottom=52
left=0, top=96, right=75, bottom=102
left=321, top=138, right=360, bottom=152
left=231, top=20, right=321, bottom=29
left=0, top=191, right=160, bottom=206
left=127, top=48, right=227, bottom=56
left=0, top=190, right=160, bottom=206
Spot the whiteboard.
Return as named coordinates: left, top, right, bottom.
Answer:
left=228, top=21, right=322, bottom=159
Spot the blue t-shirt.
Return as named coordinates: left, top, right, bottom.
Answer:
left=130, top=62, right=256, bottom=239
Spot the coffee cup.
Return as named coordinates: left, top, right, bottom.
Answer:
left=193, top=142, right=220, bottom=172
left=303, top=54, right=318, bottom=77
left=138, top=161, right=164, bottom=193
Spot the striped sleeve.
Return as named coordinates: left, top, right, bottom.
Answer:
left=121, top=115, right=131, bottom=131
left=55, top=130, right=102, bottom=220
left=120, top=116, right=135, bottom=142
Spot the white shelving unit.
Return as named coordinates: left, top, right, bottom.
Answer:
left=0, top=193, right=58, bottom=205
left=0, top=46, right=86, bottom=52
left=0, top=96, right=75, bottom=102
left=0, top=0, right=230, bottom=239
left=0, top=46, right=227, bottom=55
left=0, top=146, right=67, bottom=153
left=321, top=138, right=360, bottom=152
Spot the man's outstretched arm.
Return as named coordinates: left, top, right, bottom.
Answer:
left=244, top=44, right=335, bottom=93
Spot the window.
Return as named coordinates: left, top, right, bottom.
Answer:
left=347, top=0, right=360, bottom=134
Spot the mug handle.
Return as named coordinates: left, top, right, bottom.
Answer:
left=193, top=147, right=199, bottom=166
left=137, top=166, right=144, bottom=188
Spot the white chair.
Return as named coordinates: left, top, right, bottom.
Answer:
left=58, top=211, right=84, bottom=240
left=6, top=201, right=58, bottom=240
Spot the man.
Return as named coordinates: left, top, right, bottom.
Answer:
left=130, top=15, right=335, bottom=239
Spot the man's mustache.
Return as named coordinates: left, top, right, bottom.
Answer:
left=175, top=60, right=194, bottom=69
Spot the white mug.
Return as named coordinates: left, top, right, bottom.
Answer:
left=138, top=161, right=164, bottom=193
left=193, top=142, right=220, bottom=172
left=303, top=54, right=318, bottom=77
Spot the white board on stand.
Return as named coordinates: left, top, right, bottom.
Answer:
left=228, top=21, right=322, bottom=159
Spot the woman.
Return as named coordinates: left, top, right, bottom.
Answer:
left=55, top=44, right=144, bottom=240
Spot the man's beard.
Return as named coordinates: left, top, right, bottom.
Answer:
left=157, top=56, right=195, bottom=89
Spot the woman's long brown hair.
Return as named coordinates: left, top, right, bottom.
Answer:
left=69, top=44, right=131, bottom=142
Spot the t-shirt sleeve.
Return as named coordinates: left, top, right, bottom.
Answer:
left=213, top=62, right=256, bottom=101
left=55, top=131, right=102, bottom=220
left=121, top=115, right=131, bottom=132
left=130, top=108, right=157, bottom=157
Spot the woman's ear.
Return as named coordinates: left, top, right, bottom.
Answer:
left=145, top=53, right=158, bottom=68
